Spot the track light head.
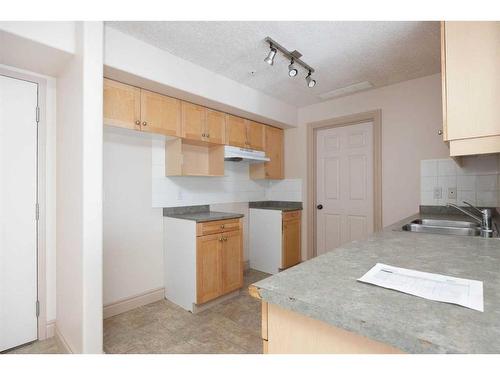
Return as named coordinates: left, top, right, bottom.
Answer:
left=306, top=70, right=316, bottom=88
left=288, top=59, right=298, bottom=77
left=264, top=45, right=277, bottom=65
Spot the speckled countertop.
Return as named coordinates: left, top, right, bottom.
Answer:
left=163, top=205, right=243, bottom=222
left=249, top=201, right=302, bottom=211
left=252, top=212, right=500, bottom=353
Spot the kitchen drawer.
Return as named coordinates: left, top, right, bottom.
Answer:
left=282, top=210, right=301, bottom=222
left=196, top=218, right=241, bottom=236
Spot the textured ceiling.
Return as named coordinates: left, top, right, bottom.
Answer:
left=106, top=21, right=441, bottom=107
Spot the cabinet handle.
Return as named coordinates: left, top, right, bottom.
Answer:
left=221, top=224, right=225, bottom=229
left=142, top=121, right=147, bottom=126
left=202, top=133, right=205, bottom=137
left=437, top=129, right=443, bottom=136
left=206, top=133, right=210, bottom=138
left=135, top=120, right=140, bottom=125
left=219, top=237, right=223, bottom=242
left=223, top=237, right=228, bottom=241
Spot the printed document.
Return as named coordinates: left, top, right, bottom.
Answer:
left=358, top=263, right=483, bottom=312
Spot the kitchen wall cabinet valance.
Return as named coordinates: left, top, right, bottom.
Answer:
left=104, top=78, right=181, bottom=137
left=441, top=21, right=500, bottom=156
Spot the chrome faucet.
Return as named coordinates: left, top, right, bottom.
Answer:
left=447, top=201, right=494, bottom=238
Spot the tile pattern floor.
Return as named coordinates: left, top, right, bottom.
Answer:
left=4, top=269, right=269, bottom=354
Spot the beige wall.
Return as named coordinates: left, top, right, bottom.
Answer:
left=287, top=74, right=449, bottom=259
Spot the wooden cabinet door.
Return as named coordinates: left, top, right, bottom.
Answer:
left=247, top=121, right=265, bottom=151
left=140, top=89, right=181, bottom=136
left=282, top=212, right=301, bottom=270
left=221, top=230, right=243, bottom=294
left=103, top=78, right=141, bottom=130
left=205, top=109, right=226, bottom=145
left=225, top=115, right=248, bottom=148
left=196, top=233, right=222, bottom=304
left=181, top=102, right=206, bottom=141
left=443, top=22, right=500, bottom=141
left=265, top=126, right=284, bottom=179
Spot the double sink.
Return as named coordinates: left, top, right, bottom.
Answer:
left=402, top=219, right=481, bottom=237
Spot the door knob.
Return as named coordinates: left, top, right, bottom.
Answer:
left=135, top=120, right=140, bottom=125
left=438, top=129, right=443, bottom=135
left=142, top=121, right=147, bottom=126
left=317, top=204, right=323, bottom=210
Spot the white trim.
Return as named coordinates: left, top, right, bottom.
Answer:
left=45, top=320, right=56, bottom=339
left=103, top=287, right=165, bottom=319
left=55, top=326, right=72, bottom=354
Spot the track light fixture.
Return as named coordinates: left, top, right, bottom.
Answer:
left=306, top=70, right=316, bottom=88
left=264, top=45, right=277, bottom=65
left=288, top=59, right=298, bottom=77
left=263, top=36, right=317, bottom=88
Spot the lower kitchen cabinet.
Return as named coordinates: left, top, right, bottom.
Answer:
left=165, top=217, right=243, bottom=311
left=249, top=209, right=301, bottom=274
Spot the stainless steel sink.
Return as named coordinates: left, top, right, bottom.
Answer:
left=402, top=219, right=481, bottom=237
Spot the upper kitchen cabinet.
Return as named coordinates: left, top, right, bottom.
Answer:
left=250, top=125, right=284, bottom=180
left=103, top=78, right=141, bottom=131
left=225, top=114, right=248, bottom=148
left=181, top=102, right=205, bottom=141
left=247, top=121, right=265, bottom=151
left=181, top=102, right=226, bottom=144
left=205, top=109, right=226, bottom=145
left=103, top=78, right=181, bottom=137
left=140, top=89, right=181, bottom=136
left=225, top=116, right=265, bottom=151
left=441, top=21, right=500, bottom=156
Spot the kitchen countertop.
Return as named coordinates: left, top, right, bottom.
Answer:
left=249, top=201, right=303, bottom=211
left=252, top=212, right=500, bottom=353
left=163, top=205, right=243, bottom=222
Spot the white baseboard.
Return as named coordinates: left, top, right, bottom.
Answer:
left=55, top=326, right=73, bottom=354
left=46, top=320, right=56, bottom=339
left=103, top=287, right=165, bottom=319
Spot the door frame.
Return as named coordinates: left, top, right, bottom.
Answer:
left=306, top=110, right=382, bottom=259
left=0, top=67, right=49, bottom=341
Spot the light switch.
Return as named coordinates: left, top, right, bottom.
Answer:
left=433, top=187, right=442, bottom=199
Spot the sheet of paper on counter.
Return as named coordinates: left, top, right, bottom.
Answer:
left=358, top=263, right=484, bottom=312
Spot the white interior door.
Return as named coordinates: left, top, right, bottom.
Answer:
left=316, top=122, right=374, bottom=256
left=0, top=75, right=38, bottom=351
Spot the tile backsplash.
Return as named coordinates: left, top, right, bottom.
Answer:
left=151, top=137, right=302, bottom=207
left=421, top=155, right=500, bottom=207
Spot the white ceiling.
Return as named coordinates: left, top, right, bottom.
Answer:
left=106, top=21, right=441, bottom=107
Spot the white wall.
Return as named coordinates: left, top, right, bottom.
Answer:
left=103, top=26, right=297, bottom=128
left=287, top=74, right=449, bottom=258
left=421, top=156, right=500, bottom=207
left=0, top=22, right=76, bottom=54
left=56, top=21, right=103, bottom=354
left=103, top=127, right=164, bottom=306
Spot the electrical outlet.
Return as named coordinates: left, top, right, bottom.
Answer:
left=433, top=187, right=442, bottom=200
left=448, top=187, right=457, bottom=200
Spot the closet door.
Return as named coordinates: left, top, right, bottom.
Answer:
left=0, top=75, right=38, bottom=351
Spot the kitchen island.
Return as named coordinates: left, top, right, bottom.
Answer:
left=250, top=213, right=500, bottom=354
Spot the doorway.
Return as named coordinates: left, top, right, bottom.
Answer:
left=307, top=111, right=382, bottom=259
left=0, top=73, right=39, bottom=351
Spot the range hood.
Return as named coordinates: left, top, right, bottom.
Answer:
left=224, top=145, right=270, bottom=163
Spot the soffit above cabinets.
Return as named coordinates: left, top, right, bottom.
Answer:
left=106, top=21, right=441, bottom=107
